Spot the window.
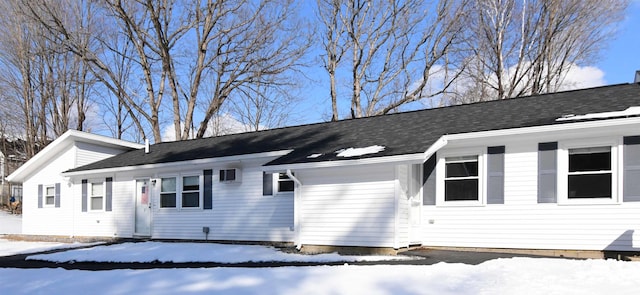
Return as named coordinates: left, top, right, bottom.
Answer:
left=90, top=182, right=104, bottom=210
left=568, top=147, right=612, bottom=199
left=444, top=156, right=479, bottom=201
left=278, top=173, right=294, bottom=193
left=45, top=185, right=55, bottom=206
left=182, top=176, right=200, bottom=207
left=160, top=177, right=177, bottom=208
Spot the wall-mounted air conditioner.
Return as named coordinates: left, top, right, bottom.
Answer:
left=219, top=168, right=240, bottom=182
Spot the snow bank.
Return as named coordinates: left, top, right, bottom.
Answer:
left=27, top=242, right=410, bottom=263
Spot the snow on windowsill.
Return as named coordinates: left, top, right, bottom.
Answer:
left=556, top=106, right=640, bottom=121
left=336, top=145, right=385, bottom=157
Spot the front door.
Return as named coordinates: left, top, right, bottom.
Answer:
left=135, top=179, right=151, bottom=236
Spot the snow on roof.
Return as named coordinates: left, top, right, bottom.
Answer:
left=556, top=106, right=640, bottom=121
left=336, top=145, right=385, bottom=157
left=306, top=153, right=323, bottom=159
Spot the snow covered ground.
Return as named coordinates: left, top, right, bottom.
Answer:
left=0, top=239, right=639, bottom=294
left=26, top=241, right=410, bottom=263
left=0, top=209, right=21, bottom=235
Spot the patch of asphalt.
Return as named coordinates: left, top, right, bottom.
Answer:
left=0, top=243, right=561, bottom=271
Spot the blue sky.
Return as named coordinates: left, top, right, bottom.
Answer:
left=595, top=2, right=640, bottom=84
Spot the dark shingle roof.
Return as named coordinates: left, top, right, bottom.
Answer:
left=68, top=83, right=640, bottom=172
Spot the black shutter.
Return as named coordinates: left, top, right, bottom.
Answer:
left=263, top=172, right=273, bottom=196
left=81, top=179, right=88, bottom=212
left=204, top=169, right=213, bottom=209
left=105, top=177, right=113, bottom=211
left=38, top=184, right=43, bottom=208
left=538, top=142, right=557, bottom=203
left=487, top=146, right=505, bottom=204
left=624, top=136, right=640, bottom=202
left=423, top=153, right=437, bottom=205
left=54, top=183, right=61, bottom=208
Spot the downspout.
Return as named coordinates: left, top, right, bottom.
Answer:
left=286, top=169, right=303, bottom=250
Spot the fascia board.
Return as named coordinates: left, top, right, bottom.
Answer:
left=263, top=153, right=425, bottom=172
left=445, top=117, right=640, bottom=143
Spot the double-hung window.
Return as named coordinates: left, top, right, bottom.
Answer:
left=567, top=146, right=612, bottom=199
left=160, top=177, right=177, bottom=208
left=44, top=185, right=55, bottom=206
left=444, top=156, right=479, bottom=201
left=90, top=182, right=104, bottom=210
left=160, top=175, right=201, bottom=209
left=182, top=176, right=200, bottom=208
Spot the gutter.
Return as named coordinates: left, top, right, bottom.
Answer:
left=286, top=169, right=303, bottom=250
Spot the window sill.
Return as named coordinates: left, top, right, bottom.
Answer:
left=437, top=200, right=485, bottom=207
left=558, top=198, right=621, bottom=206
left=275, top=192, right=294, bottom=197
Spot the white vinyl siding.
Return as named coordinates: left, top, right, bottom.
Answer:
left=421, top=204, right=640, bottom=251
left=422, top=137, right=640, bottom=252
left=298, top=165, right=396, bottom=248
left=150, top=164, right=294, bottom=242
left=75, top=142, right=127, bottom=167
left=22, top=140, right=134, bottom=238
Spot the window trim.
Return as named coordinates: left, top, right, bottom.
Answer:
left=44, top=184, right=56, bottom=207
left=558, top=138, right=621, bottom=205
left=436, top=147, right=485, bottom=206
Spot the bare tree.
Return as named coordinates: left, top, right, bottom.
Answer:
left=316, top=0, right=467, bottom=119
left=454, top=0, right=628, bottom=103
left=0, top=0, right=47, bottom=157
left=228, top=81, right=298, bottom=132
left=317, top=0, right=346, bottom=121
left=20, top=0, right=310, bottom=143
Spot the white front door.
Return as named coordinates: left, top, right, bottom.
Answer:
left=135, top=179, right=151, bottom=236
left=408, top=164, right=422, bottom=245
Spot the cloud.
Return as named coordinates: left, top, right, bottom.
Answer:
left=556, top=65, right=605, bottom=91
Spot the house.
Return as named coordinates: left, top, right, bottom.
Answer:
left=7, top=83, right=640, bottom=254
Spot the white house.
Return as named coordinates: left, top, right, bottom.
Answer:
left=8, top=83, right=640, bottom=254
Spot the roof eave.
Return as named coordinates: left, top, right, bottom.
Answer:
left=62, top=149, right=294, bottom=177
left=7, top=130, right=143, bottom=183
left=263, top=153, right=426, bottom=171
left=445, top=116, right=640, bottom=143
